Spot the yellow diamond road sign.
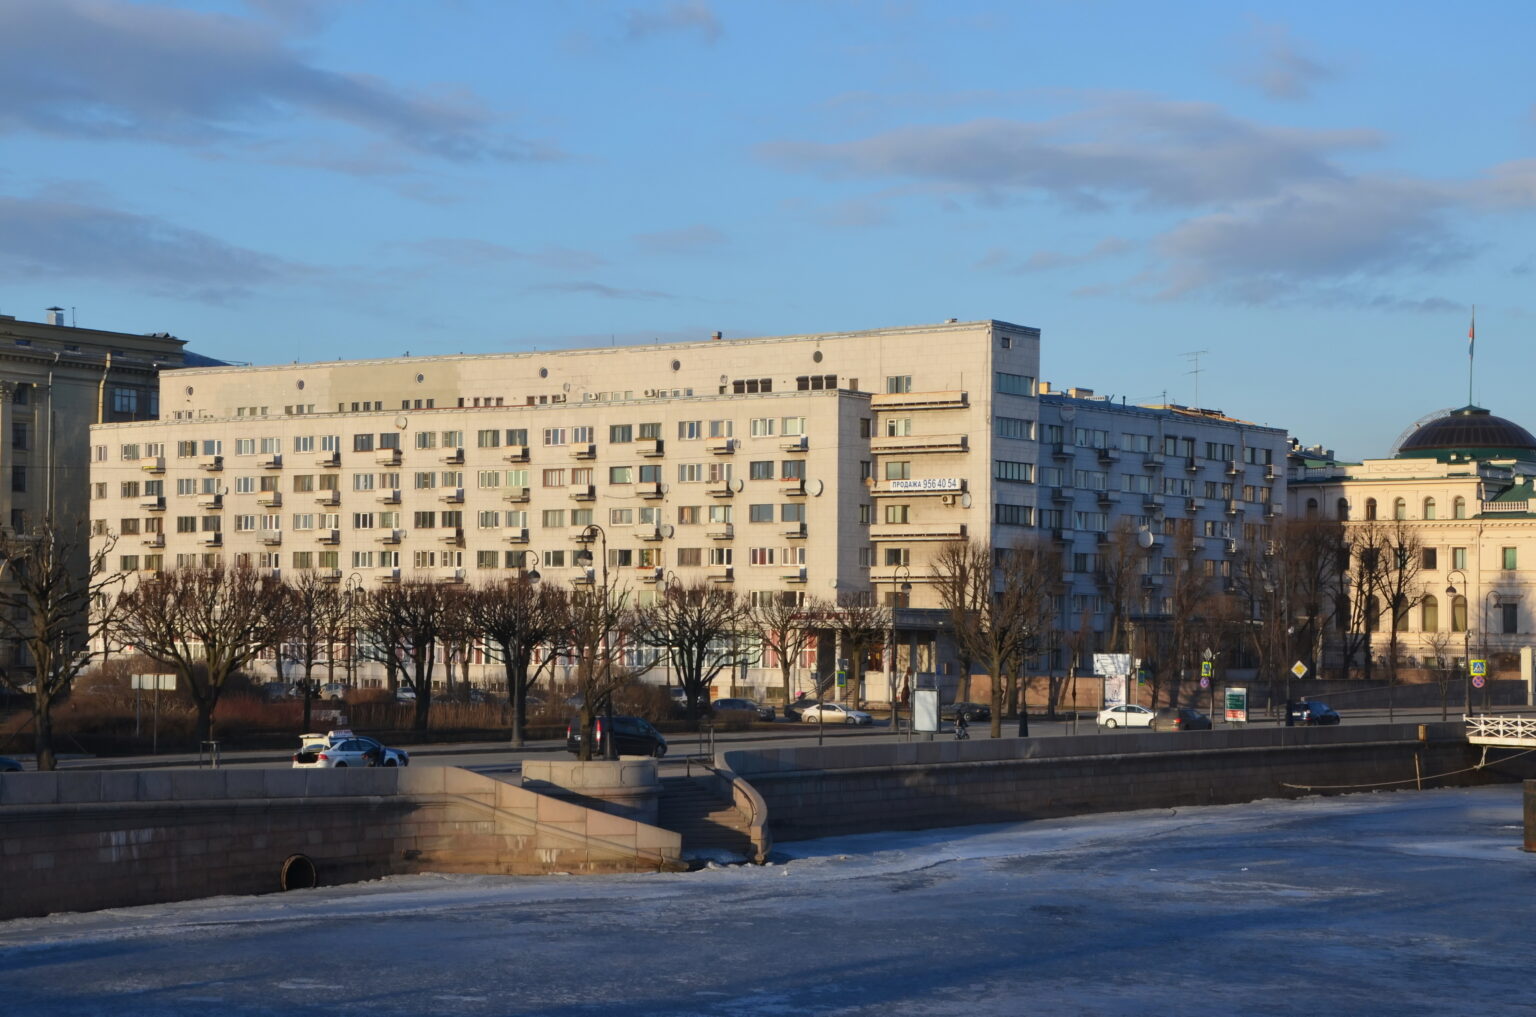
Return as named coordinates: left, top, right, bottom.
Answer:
left=1291, top=661, right=1308, bottom=679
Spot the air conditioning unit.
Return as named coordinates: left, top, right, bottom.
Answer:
left=644, top=389, right=657, bottom=397
left=940, top=494, right=955, bottom=505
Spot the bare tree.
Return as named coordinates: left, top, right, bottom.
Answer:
left=1371, top=521, right=1425, bottom=718
left=275, top=570, right=345, bottom=733
left=1343, top=521, right=1389, bottom=681
left=932, top=541, right=983, bottom=702
left=467, top=576, right=567, bottom=747
left=747, top=592, right=825, bottom=707
left=1147, top=530, right=1212, bottom=711
left=827, top=592, right=888, bottom=712
left=1423, top=628, right=1456, bottom=721
left=561, top=575, right=656, bottom=760
left=0, top=520, right=123, bottom=770
left=113, top=565, right=285, bottom=743
left=1280, top=518, right=1348, bottom=680
left=635, top=581, right=754, bottom=723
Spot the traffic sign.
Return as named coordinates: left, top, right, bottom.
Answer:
left=1199, top=676, right=1210, bottom=689
left=1200, top=661, right=1213, bottom=678
left=835, top=669, right=847, bottom=688
left=1472, top=675, right=1486, bottom=689
left=1291, top=661, right=1308, bottom=679
left=1470, top=659, right=1488, bottom=677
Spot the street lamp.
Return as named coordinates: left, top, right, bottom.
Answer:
left=573, top=524, right=617, bottom=759
left=890, top=564, right=911, bottom=734
left=1445, top=569, right=1471, bottom=716
left=344, top=571, right=363, bottom=688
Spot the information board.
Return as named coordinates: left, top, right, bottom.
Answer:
left=1224, top=686, right=1249, bottom=724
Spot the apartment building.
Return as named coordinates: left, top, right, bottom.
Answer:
left=1037, top=385, right=1291, bottom=667
left=89, top=319, right=1041, bottom=694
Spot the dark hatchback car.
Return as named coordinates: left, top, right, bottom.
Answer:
left=565, top=715, right=668, bottom=758
left=0, top=757, right=22, bottom=772
left=941, top=701, right=992, bottom=722
left=1153, top=707, right=1212, bottom=731
left=782, top=697, right=822, bottom=722
left=712, top=697, right=776, bottom=721
left=1289, top=701, right=1341, bottom=726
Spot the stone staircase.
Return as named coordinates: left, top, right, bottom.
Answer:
left=657, top=775, right=755, bottom=860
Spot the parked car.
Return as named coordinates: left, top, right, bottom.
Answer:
left=799, top=703, right=873, bottom=726
left=783, top=697, right=821, bottom=722
left=394, top=684, right=417, bottom=703
left=292, top=730, right=410, bottom=768
left=262, top=682, right=295, bottom=703
left=712, top=697, right=775, bottom=721
left=0, top=757, right=22, bottom=772
left=1289, top=700, right=1341, bottom=726
left=1096, top=704, right=1157, bottom=729
left=941, top=701, right=992, bottom=722
left=318, top=683, right=349, bottom=702
left=565, top=715, right=667, bottom=758
left=1153, top=707, right=1212, bottom=731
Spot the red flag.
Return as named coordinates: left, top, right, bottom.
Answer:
left=1469, top=311, right=1476, bottom=358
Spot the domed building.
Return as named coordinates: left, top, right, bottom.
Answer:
left=1289, top=405, right=1536, bottom=680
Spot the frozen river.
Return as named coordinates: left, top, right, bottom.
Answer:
left=2, top=785, right=1532, bottom=1016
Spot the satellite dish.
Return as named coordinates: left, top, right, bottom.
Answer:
left=1137, top=526, right=1155, bottom=549
left=1060, top=405, right=1077, bottom=422
left=562, top=382, right=571, bottom=393
left=732, top=477, right=744, bottom=492
left=811, top=478, right=824, bottom=496
left=663, top=524, right=675, bottom=537
left=394, top=415, right=408, bottom=430
left=960, top=492, right=973, bottom=508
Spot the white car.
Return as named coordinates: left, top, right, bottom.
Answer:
left=1096, top=704, right=1156, bottom=729
left=292, top=729, right=410, bottom=768
left=800, top=703, right=873, bottom=725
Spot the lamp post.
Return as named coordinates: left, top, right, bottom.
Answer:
left=1445, top=570, right=1471, bottom=716
left=1484, top=590, right=1502, bottom=713
left=573, top=524, right=616, bottom=759
left=890, top=564, right=911, bottom=733
left=344, top=572, right=363, bottom=688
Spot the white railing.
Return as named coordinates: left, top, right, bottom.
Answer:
left=1465, top=714, right=1536, bottom=745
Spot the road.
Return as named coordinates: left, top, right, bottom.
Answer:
left=33, top=705, right=1485, bottom=773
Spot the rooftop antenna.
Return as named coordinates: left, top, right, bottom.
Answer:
left=1183, top=350, right=1209, bottom=409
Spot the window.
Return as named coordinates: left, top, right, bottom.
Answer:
left=543, top=428, right=567, bottom=446
left=885, top=417, right=912, bottom=437
left=859, top=504, right=872, bottom=525
left=1365, top=498, right=1377, bottom=521
left=638, top=464, right=661, bottom=483
left=1503, top=547, right=1518, bottom=570
left=610, top=508, right=633, bottom=525
left=781, top=503, right=805, bottom=522
left=995, top=460, right=1034, bottom=483
left=750, top=418, right=776, bottom=437
left=885, top=375, right=912, bottom=394
left=478, top=470, right=501, bottom=489
left=120, top=481, right=140, bottom=499
left=1421, top=595, right=1439, bottom=632
left=610, top=424, right=633, bottom=444
left=678, top=506, right=700, bottom=525
left=678, top=463, right=703, bottom=483
left=1453, top=496, right=1467, bottom=519
left=292, top=513, right=315, bottom=530
left=352, top=433, right=374, bottom=452
left=638, top=422, right=661, bottom=440
left=1423, top=498, right=1437, bottom=520
left=884, top=504, right=909, bottom=524
left=1503, top=603, right=1519, bottom=635
left=415, top=431, right=438, bottom=450
left=884, top=548, right=910, bottom=567
left=609, top=466, right=633, bottom=484
left=176, top=440, right=196, bottom=459
left=543, top=469, right=566, bottom=487
left=708, top=547, right=733, bottom=566
left=706, top=462, right=731, bottom=484
left=477, top=429, right=500, bottom=448
left=414, top=511, right=436, bottom=529
left=542, top=509, right=566, bottom=528
left=749, top=504, right=773, bottom=523
left=293, top=435, right=314, bottom=453
left=1423, top=548, right=1437, bottom=570
left=1393, top=497, right=1407, bottom=521
left=749, top=460, right=774, bottom=480
left=676, top=547, right=702, bottom=567
left=1452, top=547, right=1467, bottom=570
left=750, top=547, right=776, bottom=566
left=506, top=428, right=528, bottom=446
left=708, top=505, right=732, bottom=524
left=292, top=475, right=315, bottom=492
left=708, top=420, right=733, bottom=439
left=352, top=473, right=376, bottom=491
left=995, top=503, right=1034, bottom=527
left=10, top=467, right=23, bottom=493
left=995, top=417, right=1034, bottom=440
left=782, top=417, right=806, bottom=436
left=781, top=460, right=804, bottom=480
left=995, top=372, right=1035, bottom=396
left=678, top=420, right=701, bottom=440
left=442, top=431, right=462, bottom=448
left=1452, top=595, right=1468, bottom=632
left=884, top=460, right=910, bottom=481
left=352, top=512, right=375, bottom=529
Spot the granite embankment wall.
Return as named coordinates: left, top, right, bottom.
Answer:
left=0, top=766, right=682, bottom=921
left=726, top=722, right=1522, bottom=843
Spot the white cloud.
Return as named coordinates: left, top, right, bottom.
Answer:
left=1238, top=20, right=1336, bottom=101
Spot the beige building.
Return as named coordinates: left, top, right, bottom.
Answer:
left=89, top=319, right=1041, bottom=695
left=1289, top=405, right=1536, bottom=671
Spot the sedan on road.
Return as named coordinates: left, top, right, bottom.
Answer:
left=1152, top=707, right=1213, bottom=731
left=565, top=715, right=667, bottom=758
left=1096, top=704, right=1156, bottom=729
left=712, top=697, right=776, bottom=721
left=292, top=730, right=410, bottom=768
left=799, top=703, right=873, bottom=726
left=1289, top=701, right=1341, bottom=726
left=0, top=756, right=22, bottom=772
left=941, top=701, right=992, bottom=722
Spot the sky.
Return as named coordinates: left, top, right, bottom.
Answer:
left=1, top=0, right=1533, bottom=461
left=1, top=785, right=1531, bottom=1015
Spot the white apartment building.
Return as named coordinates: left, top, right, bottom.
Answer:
left=1036, top=385, right=1291, bottom=669
left=89, top=319, right=1041, bottom=696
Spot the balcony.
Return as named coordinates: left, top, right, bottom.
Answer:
left=639, top=567, right=664, bottom=584
left=780, top=435, right=809, bottom=453
left=379, top=568, right=401, bottom=584
left=1050, top=528, right=1069, bottom=543
left=441, top=448, right=465, bottom=465
left=1184, top=457, right=1199, bottom=473
left=869, top=390, right=968, bottom=411
left=1264, top=504, right=1281, bottom=518
left=706, top=438, right=737, bottom=455
left=256, top=491, right=281, bottom=508
left=637, top=438, right=665, bottom=458
left=319, top=569, right=342, bottom=583
left=1142, top=574, right=1161, bottom=589
left=709, top=566, right=735, bottom=583
left=318, top=529, right=340, bottom=545
left=141, top=533, right=165, bottom=548
left=569, top=444, right=595, bottom=461
left=573, top=528, right=598, bottom=545
left=1050, top=443, right=1073, bottom=460
left=378, top=489, right=401, bottom=505
left=1185, top=497, right=1202, bottom=514
left=1225, top=461, right=1240, bottom=476
left=783, top=522, right=807, bottom=539
left=198, top=493, right=223, bottom=509
left=438, top=568, right=466, bottom=584
left=202, top=532, right=223, bottom=547
left=375, top=448, right=402, bottom=466
left=707, top=483, right=735, bottom=499
left=1225, top=499, right=1240, bottom=516
left=439, top=487, right=464, bottom=504
left=708, top=524, right=734, bottom=541
left=141, top=495, right=165, bottom=512
left=140, top=457, right=165, bottom=474
left=439, top=527, right=464, bottom=546
left=503, top=487, right=530, bottom=503
left=869, top=433, right=967, bottom=455
left=1143, top=454, right=1163, bottom=470
left=503, top=526, right=529, bottom=544
left=570, top=567, right=596, bottom=586
left=503, top=446, right=530, bottom=463
left=260, top=530, right=282, bottom=546
left=1095, top=490, right=1116, bottom=506
left=198, top=455, right=223, bottom=472
left=636, top=526, right=663, bottom=542
left=1265, top=465, right=1277, bottom=481
left=869, top=523, right=967, bottom=542
left=1097, top=447, right=1119, bottom=464
left=378, top=529, right=402, bottom=545
left=1049, top=487, right=1070, bottom=502
left=1224, top=540, right=1238, bottom=557
left=315, top=490, right=340, bottom=506
left=637, top=481, right=664, bottom=500
left=781, top=566, right=807, bottom=584
left=260, top=454, right=283, bottom=470
left=569, top=484, right=595, bottom=502
left=780, top=478, right=806, bottom=497
left=316, top=451, right=341, bottom=468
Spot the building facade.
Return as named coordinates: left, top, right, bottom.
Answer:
left=89, top=319, right=1042, bottom=695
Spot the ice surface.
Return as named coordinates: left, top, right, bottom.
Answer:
left=1, top=786, right=1532, bottom=1016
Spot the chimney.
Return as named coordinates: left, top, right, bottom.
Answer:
left=711, top=331, right=723, bottom=341
left=46, top=306, right=65, bottom=326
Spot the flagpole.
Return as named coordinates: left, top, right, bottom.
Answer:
left=1468, top=306, right=1476, bottom=407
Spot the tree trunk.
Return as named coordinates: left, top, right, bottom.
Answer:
left=33, top=696, right=56, bottom=772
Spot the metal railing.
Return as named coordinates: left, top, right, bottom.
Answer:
left=1465, top=714, right=1536, bottom=744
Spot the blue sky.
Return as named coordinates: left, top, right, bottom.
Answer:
left=2, top=0, right=1532, bottom=459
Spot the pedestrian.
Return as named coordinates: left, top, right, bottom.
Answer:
left=954, top=711, right=969, bottom=740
